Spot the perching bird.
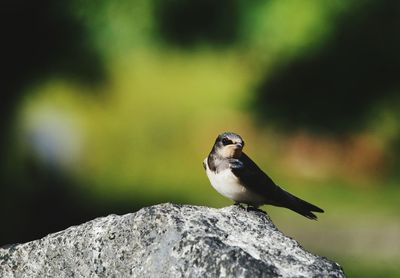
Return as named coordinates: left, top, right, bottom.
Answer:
left=203, top=132, right=324, bottom=220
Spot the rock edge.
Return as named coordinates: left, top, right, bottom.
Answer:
left=0, top=203, right=345, bottom=277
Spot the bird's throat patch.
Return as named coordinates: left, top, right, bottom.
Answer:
left=218, top=145, right=242, bottom=158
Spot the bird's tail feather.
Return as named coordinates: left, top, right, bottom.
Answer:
left=273, top=188, right=324, bottom=220
left=287, top=191, right=324, bottom=220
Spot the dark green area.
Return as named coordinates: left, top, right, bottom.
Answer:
left=255, top=0, right=400, bottom=135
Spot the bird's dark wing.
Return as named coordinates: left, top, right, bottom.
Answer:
left=230, top=152, right=324, bottom=220
left=230, top=153, right=279, bottom=197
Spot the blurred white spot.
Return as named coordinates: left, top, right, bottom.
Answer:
left=24, top=108, right=83, bottom=170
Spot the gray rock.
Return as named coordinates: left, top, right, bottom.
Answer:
left=0, top=203, right=345, bottom=278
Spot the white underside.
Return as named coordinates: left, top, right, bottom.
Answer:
left=204, top=158, right=264, bottom=205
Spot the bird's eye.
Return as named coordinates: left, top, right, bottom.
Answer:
left=222, top=138, right=233, bottom=145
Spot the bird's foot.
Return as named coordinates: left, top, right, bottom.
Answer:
left=233, top=202, right=245, bottom=209
left=246, top=205, right=266, bottom=214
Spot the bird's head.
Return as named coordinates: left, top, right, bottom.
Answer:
left=213, top=132, right=245, bottom=158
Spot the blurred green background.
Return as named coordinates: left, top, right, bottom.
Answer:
left=1, top=1, right=400, bottom=277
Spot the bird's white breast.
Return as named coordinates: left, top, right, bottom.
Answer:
left=204, top=158, right=261, bottom=204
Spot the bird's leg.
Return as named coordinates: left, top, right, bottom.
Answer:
left=234, top=202, right=245, bottom=209
left=245, top=204, right=253, bottom=212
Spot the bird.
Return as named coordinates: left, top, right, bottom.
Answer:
left=203, top=132, right=324, bottom=220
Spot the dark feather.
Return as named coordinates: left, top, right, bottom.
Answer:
left=230, top=153, right=324, bottom=220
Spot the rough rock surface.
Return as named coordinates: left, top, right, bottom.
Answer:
left=0, top=203, right=345, bottom=277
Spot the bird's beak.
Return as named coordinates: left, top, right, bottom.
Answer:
left=235, top=143, right=243, bottom=149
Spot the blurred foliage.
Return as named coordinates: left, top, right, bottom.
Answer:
left=154, top=0, right=241, bottom=46
left=0, top=0, right=104, bottom=246
left=1, top=0, right=400, bottom=277
left=0, top=1, right=104, bottom=126
left=255, top=0, right=400, bottom=134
